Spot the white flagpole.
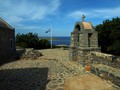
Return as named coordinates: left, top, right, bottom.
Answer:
left=50, top=25, right=52, bottom=49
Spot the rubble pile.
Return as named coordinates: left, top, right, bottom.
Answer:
left=21, top=48, right=43, bottom=60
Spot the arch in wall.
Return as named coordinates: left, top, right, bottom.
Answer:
left=75, top=24, right=81, bottom=31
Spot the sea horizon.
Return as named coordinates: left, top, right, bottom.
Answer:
left=41, top=36, right=70, bottom=46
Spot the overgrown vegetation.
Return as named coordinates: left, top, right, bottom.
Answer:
left=95, top=17, right=120, bottom=55
left=16, top=32, right=53, bottom=49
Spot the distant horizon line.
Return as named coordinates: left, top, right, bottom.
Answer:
left=41, top=36, right=70, bottom=37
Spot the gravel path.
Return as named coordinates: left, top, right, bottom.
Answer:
left=0, top=49, right=75, bottom=90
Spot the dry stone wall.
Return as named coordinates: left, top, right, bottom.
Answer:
left=84, top=52, right=120, bottom=87
left=90, top=52, right=120, bottom=69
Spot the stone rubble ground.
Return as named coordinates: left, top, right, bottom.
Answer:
left=0, top=49, right=119, bottom=90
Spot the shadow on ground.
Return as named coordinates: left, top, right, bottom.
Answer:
left=0, top=49, right=25, bottom=66
left=0, top=67, right=49, bottom=90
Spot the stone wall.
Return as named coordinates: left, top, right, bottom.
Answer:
left=69, top=46, right=78, bottom=61
left=69, top=46, right=100, bottom=61
left=0, top=27, right=16, bottom=60
left=89, top=52, right=120, bottom=69
left=80, top=52, right=120, bottom=87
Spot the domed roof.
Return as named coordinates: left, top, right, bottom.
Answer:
left=74, top=21, right=94, bottom=31
left=73, top=15, right=94, bottom=32
left=0, top=18, right=13, bottom=29
left=82, top=22, right=92, bottom=29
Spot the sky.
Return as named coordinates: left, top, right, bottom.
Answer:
left=0, top=0, right=120, bottom=36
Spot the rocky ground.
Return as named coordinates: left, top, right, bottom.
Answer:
left=0, top=49, right=119, bottom=90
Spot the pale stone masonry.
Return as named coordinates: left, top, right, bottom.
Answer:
left=69, top=15, right=100, bottom=61
left=0, top=18, right=16, bottom=60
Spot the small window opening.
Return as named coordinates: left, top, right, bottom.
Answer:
left=10, top=39, right=13, bottom=49
left=88, top=33, right=92, bottom=47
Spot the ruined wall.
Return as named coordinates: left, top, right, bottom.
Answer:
left=90, top=52, right=120, bottom=68
left=82, top=52, right=120, bottom=87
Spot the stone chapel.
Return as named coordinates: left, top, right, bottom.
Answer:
left=69, top=15, right=100, bottom=61
left=0, top=18, right=16, bottom=60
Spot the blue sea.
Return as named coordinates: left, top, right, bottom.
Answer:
left=48, top=37, right=70, bottom=46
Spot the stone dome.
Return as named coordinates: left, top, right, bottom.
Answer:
left=74, top=21, right=94, bottom=31
left=82, top=22, right=93, bottom=29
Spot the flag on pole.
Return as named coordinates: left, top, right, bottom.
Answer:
left=45, top=29, right=51, bottom=33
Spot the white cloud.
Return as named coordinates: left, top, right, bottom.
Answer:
left=16, top=25, right=42, bottom=30
left=0, top=0, right=60, bottom=24
left=68, top=6, right=120, bottom=19
left=15, top=24, right=51, bottom=32
left=68, top=11, right=89, bottom=19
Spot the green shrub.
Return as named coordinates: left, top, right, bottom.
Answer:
left=16, top=32, right=52, bottom=49
left=95, top=17, right=120, bottom=55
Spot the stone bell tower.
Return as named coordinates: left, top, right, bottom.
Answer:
left=69, top=15, right=100, bottom=61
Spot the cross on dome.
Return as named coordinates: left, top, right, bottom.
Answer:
left=82, top=15, right=85, bottom=22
